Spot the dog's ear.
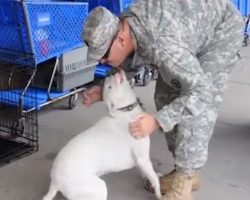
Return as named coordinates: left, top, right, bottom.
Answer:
left=119, top=70, right=126, bottom=80
left=115, top=73, right=122, bottom=85
left=115, top=71, right=124, bottom=85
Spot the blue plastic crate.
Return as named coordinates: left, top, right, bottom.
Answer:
left=248, top=0, right=250, bottom=15
left=0, top=1, right=88, bottom=64
left=88, top=0, right=132, bottom=15
left=232, top=0, right=250, bottom=16
left=119, top=0, right=132, bottom=12
left=88, top=0, right=118, bottom=14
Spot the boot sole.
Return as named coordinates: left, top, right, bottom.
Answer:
left=144, top=180, right=200, bottom=194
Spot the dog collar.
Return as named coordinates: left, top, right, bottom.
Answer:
left=117, top=98, right=144, bottom=112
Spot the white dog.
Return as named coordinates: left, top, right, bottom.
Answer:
left=43, top=70, right=161, bottom=200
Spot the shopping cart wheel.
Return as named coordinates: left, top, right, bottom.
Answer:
left=143, top=70, right=151, bottom=86
left=10, top=118, right=25, bottom=137
left=69, top=93, right=78, bottom=109
left=130, top=78, right=136, bottom=89
left=243, top=34, right=249, bottom=47
left=151, top=69, right=159, bottom=80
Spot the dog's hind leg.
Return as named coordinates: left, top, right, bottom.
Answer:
left=136, top=158, right=161, bottom=199
left=42, top=182, right=58, bottom=200
left=63, top=176, right=108, bottom=200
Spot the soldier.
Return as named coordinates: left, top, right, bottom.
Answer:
left=82, top=0, right=244, bottom=199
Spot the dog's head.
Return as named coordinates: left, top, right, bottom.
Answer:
left=103, top=69, right=137, bottom=117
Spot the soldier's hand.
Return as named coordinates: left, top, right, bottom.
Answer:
left=129, top=113, right=159, bottom=139
left=82, top=85, right=102, bottom=107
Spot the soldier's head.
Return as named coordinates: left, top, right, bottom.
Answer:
left=82, top=7, right=135, bottom=67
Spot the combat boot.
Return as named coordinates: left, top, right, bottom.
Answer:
left=160, top=169, right=200, bottom=194
left=161, top=171, right=194, bottom=200
left=144, top=169, right=200, bottom=194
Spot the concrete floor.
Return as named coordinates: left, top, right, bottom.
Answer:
left=0, top=47, right=250, bottom=200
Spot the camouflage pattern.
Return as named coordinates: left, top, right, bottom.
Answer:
left=82, top=7, right=119, bottom=61
left=121, top=0, right=244, bottom=172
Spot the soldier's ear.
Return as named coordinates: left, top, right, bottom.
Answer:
left=117, top=33, right=126, bottom=47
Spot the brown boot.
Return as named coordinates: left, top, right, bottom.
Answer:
left=161, top=171, right=194, bottom=200
left=160, top=169, right=200, bottom=194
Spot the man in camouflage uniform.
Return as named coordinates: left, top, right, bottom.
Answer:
left=82, top=0, right=244, bottom=199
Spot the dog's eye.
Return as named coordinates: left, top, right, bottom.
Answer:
left=108, top=85, right=112, bottom=89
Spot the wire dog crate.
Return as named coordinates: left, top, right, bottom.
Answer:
left=0, top=62, right=38, bottom=168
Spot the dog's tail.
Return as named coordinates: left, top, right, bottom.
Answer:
left=42, top=182, right=58, bottom=200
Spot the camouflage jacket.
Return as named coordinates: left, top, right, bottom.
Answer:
left=121, top=0, right=244, bottom=132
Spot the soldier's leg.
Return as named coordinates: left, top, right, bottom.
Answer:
left=174, top=105, right=218, bottom=173
left=154, top=75, right=216, bottom=171
left=152, top=75, right=201, bottom=193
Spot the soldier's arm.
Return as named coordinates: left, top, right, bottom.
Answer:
left=153, top=38, right=211, bottom=132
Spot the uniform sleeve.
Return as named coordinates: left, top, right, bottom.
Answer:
left=153, top=36, right=211, bottom=132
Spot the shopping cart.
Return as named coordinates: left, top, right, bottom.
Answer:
left=87, top=0, right=133, bottom=14
left=232, top=0, right=250, bottom=46
left=0, top=0, right=96, bottom=167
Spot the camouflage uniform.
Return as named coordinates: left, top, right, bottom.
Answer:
left=83, top=0, right=244, bottom=173
left=120, top=0, right=244, bottom=173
